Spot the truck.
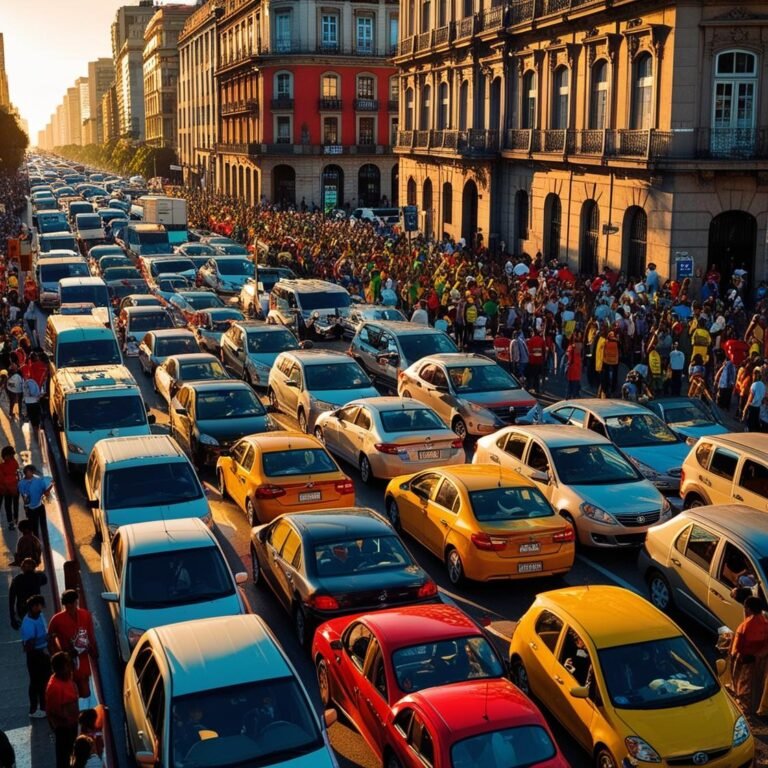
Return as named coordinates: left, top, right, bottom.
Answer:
left=138, top=196, right=188, bottom=246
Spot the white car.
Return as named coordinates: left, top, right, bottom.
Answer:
left=198, top=255, right=254, bottom=296
left=153, top=352, right=229, bottom=404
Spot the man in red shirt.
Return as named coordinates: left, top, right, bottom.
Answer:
left=526, top=330, right=547, bottom=394
left=722, top=331, right=749, bottom=367
left=46, top=652, right=80, bottom=768
left=731, top=596, right=768, bottom=713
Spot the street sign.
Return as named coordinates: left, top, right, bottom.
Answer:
left=169, top=164, right=182, bottom=171
left=674, top=251, right=693, bottom=280
left=402, top=205, right=418, bottom=232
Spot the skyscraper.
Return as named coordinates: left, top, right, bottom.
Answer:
left=0, top=33, right=11, bottom=110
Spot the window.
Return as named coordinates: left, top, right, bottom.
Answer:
left=709, top=448, right=738, bottom=480
left=434, top=480, right=459, bottom=512
left=535, top=610, right=564, bottom=653
left=407, top=177, right=416, bottom=206
left=345, top=623, right=373, bottom=669
left=438, top=82, right=449, bottom=129
left=411, top=472, right=441, bottom=500
left=356, top=16, right=373, bottom=54
left=146, top=677, right=165, bottom=739
left=516, top=190, right=528, bottom=240
left=357, top=75, right=375, bottom=100
left=421, top=0, right=431, bottom=32
left=321, top=14, right=339, bottom=49
left=239, top=445, right=255, bottom=472
left=544, top=193, right=561, bottom=261
left=631, top=53, right=653, bottom=129
left=281, top=530, right=302, bottom=568
left=390, top=76, right=399, bottom=102
left=358, top=117, right=375, bottom=145
left=138, top=652, right=161, bottom=704
left=321, top=74, right=339, bottom=99
left=502, top=433, right=528, bottom=460
left=269, top=520, right=292, bottom=552
left=405, top=87, right=414, bottom=131
left=276, top=115, right=291, bottom=143
left=683, top=524, right=721, bottom=571
left=718, top=542, right=756, bottom=590
left=442, top=182, right=452, bottom=225
left=355, top=408, right=372, bottom=430
left=389, top=16, right=399, bottom=53
left=420, top=85, right=431, bottom=131
left=713, top=50, right=758, bottom=153
left=558, top=628, right=593, bottom=688
left=590, top=60, right=608, bottom=129
left=275, top=71, right=292, bottom=98
left=738, top=459, right=768, bottom=499
left=459, top=80, right=469, bottom=130
left=275, top=12, right=291, bottom=52
left=323, top=116, right=339, bottom=144
left=526, top=442, right=550, bottom=473
left=522, top=71, right=537, bottom=129
left=551, top=66, right=569, bottom=129
left=365, top=642, right=388, bottom=699
left=695, top=442, right=713, bottom=469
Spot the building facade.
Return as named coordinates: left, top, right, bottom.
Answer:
left=102, top=84, right=120, bottom=144
left=84, top=59, right=115, bottom=145
left=395, top=0, right=768, bottom=283
left=0, top=33, right=10, bottom=111
left=211, top=0, right=399, bottom=208
left=65, top=85, right=82, bottom=146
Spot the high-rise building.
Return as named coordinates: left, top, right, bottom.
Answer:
left=102, top=84, right=120, bottom=144
left=0, top=33, right=10, bottom=111
left=84, top=59, right=115, bottom=145
left=64, top=85, right=82, bottom=146
left=111, top=1, right=157, bottom=139
left=144, top=3, right=197, bottom=148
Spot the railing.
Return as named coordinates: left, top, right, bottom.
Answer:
left=509, top=0, right=534, bottom=24
left=480, top=4, right=508, bottom=31
left=215, top=141, right=251, bottom=154
left=216, top=46, right=257, bottom=69
left=505, top=128, right=532, bottom=151
left=319, top=98, right=343, bottom=110
left=271, top=97, right=294, bottom=110
left=221, top=99, right=258, bottom=116
left=354, top=99, right=379, bottom=111
left=397, top=129, right=414, bottom=147
left=319, top=41, right=340, bottom=54
left=398, top=37, right=414, bottom=56
left=455, top=15, right=475, bottom=39
left=399, top=129, right=500, bottom=155
left=263, top=43, right=393, bottom=57
left=248, top=143, right=392, bottom=156
left=356, top=43, right=374, bottom=55
left=416, top=31, right=432, bottom=52
left=415, top=130, right=430, bottom=148
left=434, top=24, right=452, bottom=46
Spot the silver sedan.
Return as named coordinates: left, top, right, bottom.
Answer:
left=313, top=396, right=465, bottom=483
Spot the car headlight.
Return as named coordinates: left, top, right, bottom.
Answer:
left=625, top=736, right=661, bottom=763
left=67, top=442, right=86, bottom=455
left=580, top=502, right=617, bottom=526
left=198, top=433, right=219, bottom=446
left=462, top=401, right=494, bottom=419
left=733, top=715, right=750, bottom=747
left=310, top=398, right=335, bottom=412
left=661, top=497, right=672, bottom=518
left=127, top=627, right=146, bottom=648
left=627, top=456, right=661, bottom=481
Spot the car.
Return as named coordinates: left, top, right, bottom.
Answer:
left=341, top=304, right=408, bottom=339
left=350, top=321, right=459, bottom=392
left=88, top=244, right=124, bottom=265
left=639, top=503, right=768, bottom=633
left=166, top=290, right=224, bottom=325
left=679, top=433, right=768, bottom=510
left=220, top=321, right=301, bottom=387
left=217, top=432, right=355, bottom=525
left=508, top=586, right=754, bottom=768
left=117, top=293, right=162, bottom=312
left=137, top=328, right=199, bottom=375
left=239, top=266, right=297, bottom=317
left=311, top=605, right=507, bottom=760
left=100, top=518, right=248, bottom=662
left=153, top=352, right=230, bottom=404
left=152, top=273, right=195, bottom=302
left=170, top=380, right=272, bottom=466
left=645, top=397, right=729, bottom=441
left=251, top=509, right=438, bottom=646
left=268, top=349, right=379, bottom=433
left=102, top=265, right=142, bottom=283
left=140, top=255, right=197, bottom=287
left=192, top=307, right=244, bottom=355
left=124, top=615, right=340, bottom=768
left=106, top=278, right=152, bottom=306
left=398, top=353, right=537, bottom=441
left=315, top=397, right=465, bottom=483
left=174, top=242, right=216, bottom=259
left=385, top=465, right=575, bottom=584
left=212, top=242, right=249, bottom=256
left=198, top=255, right=254, bottom=296
left=118, top=306, right=175, bottom=355
left=267, top=279, right=351, bottom=341
left=544, top=399, right=690, bottom=494
left=473, top=425, right=672, bottom=547
left=95, top=254, right=132, bottom=276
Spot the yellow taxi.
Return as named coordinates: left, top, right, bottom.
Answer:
left=509, top=586, right=754, bottom=768
left=383, top=465, right=575, bottom=584
left=216, top=431, right=355, bottom=525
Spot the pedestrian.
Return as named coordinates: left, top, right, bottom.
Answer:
left=564, top=333, right=583, bottom=399
left=410, top=300, right=429, bottom=325
left=526, top=329, right=546, bottom=394
left=713, top=349, right=736, bottom=411
left=668, top=341, right=685, bottom=397
left=5, top=364, right=22, bottom=420
left=741, top=366, right=766, bottom=432
left=0, top=445, right=19, bottom=530
left=21, top=594, right=51, bottom=719
left=10, top=519, right=42, bottom=567
left=730, top=595, right=768, bottom=714
left=17, top=464, right=52, bottom=538
left=46, top=652, right=80, bottom=768
left=69, top=735, right=102, bottom=768
left=78, top=708, right=104, bottom=759
left=22, top=373, right=41, bottom=430
left=9, top=558, right=48, bottom=629
left=599, top=331, right=620, bottom=398
left=48, top=589, right=98, bottom=699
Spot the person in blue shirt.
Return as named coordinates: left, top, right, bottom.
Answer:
left=21, top=593, right=50, bottom=718
left=17, top=465, right=53, bottom=538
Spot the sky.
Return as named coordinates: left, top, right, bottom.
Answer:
left=3, top=1, right=196, bottom=139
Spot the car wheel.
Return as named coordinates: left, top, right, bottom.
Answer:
left=386, top=497, right=401, bottom=531
left=316, top=658, right=332, bottom=707
left=246, top=498, right=258, bottom=527
left=685, top=495, right=705, bottom=509
left=217, top=468, right=228, bottom=500
left=452, top=417, right=468, bottom=442
left=298, top=409, right=308, bottom=434
left=293, top=604, right=308, bottom=647
left=359, top=454, right=374, bottom=484
left=250, top=545, right=261, bottom=585
left=314, top=426, right=324, bottom=443
left=267, top=388, right=279, bottom=412
left=510, top=658, right=531, bottom=696
left=595, top=747, right=618, bottom=768
left=648, top=571, right=672, bottom=613
left=446, top=547, right=464, bottom=585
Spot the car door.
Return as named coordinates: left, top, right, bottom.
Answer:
left=708, top=540, right=760, bottom=632
left=335, top=622, right=374, bottom=719
left=262, top=519, right=292, bottom=606
left=324, top=405, right=359, bottom=462
left=422, top=477, right=459, bottom=556
left=487, top=431, right=529, bottom=472
left=703, top=446, right=739, bottom=505
left=390, top=709, right=437, bottom=768
left=227, top=327, right=246, bottom=375
left=273, top=527, right=303, bottom=609
left=357, top=639, right=393, bottom=756
left=525, top=609, right=566, bottom=704
left=355, top=324, right=381, bottom=377
left=101, top=530, right=124, bottom=629
left=398, top=472, right=443, bottom=541
left=230, top=442, right=255, bottom=511
left=732, top=457, right=768, bottom=512
left=155, top=359, right=174, bottom=403
left=522, top=440, right=555, bottom=502
left=128, top=647, right=164, bottom=760
left=170, top=387, right=193, bottom=452
left=138, top=333, right=153, bottom=370
left=279, top=363, right=301, bottom=416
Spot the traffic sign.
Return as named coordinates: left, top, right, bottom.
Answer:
left=674, top=251, right=693, bottom=280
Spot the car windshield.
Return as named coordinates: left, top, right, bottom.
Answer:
left=551, top=444, right=640, bottom=485
left=262, top=448, right=337, bottom=477
left=257, top=269, right=295, bottom=292
left=297, top=291, right=351, bottom=311
left=599, top=636, right=719, bottom=710
left=362, top=308, right=405, bottom=322
left=125, top=546, right=233, bottom=609
left=138, top=232, right=168, bottom=245
left=105, top=462, right=202, bottom=509
left=451, top=725, right=557, bottom=768
left=447, top=364, right=521, bottom=393
left=40, top=263, right=90, bottom=282
left=305, top=362, right=370, bottom=391
left=185, top=293, right=223, bottom=310
left=605, top=414, right=679, bottom=447
left=155, top=337, right=200, bottom=356
left=60, top=285, right=110, bottom=307
left=67, top=395, right=146, bottom=431
left=100, top=257, right=130, bottom=270
left=469, top=487, right=555, bottom=522
left=58, top=339, right=121, bottom=367
left=314, top=535, right=411, bottom=576
left=153, top=259, right=194, bottom=276
left=181, top=244, right=214, bottom=255
left=128, top=312, right=172, bottom=332
left=103, top=267, right=141, bottom=281
left=77, top=216, right=101, bottom=228
left=218, top=259, right=252, bottom=276
left=662, top=402, right=715, bottom=426
left=380, top=408, right=445, bottom=433
left=196, top=389, right=265, bottom=420
left=179, top=361, right=228, bottom=381
left=392, top=635, right=503, bottom=694
left=398, top=332, right=458, bottom=362
left=246, top=329, right=297, bottom=354
left=170, top=677, right=322, bottom=768
left=216, top=244, right=249, bottom=255
left=158, top=277, right=192, bottom=291
left=109, top=281, right=150, bottom=299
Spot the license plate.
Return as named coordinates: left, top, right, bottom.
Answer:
left=299, top=491, right=321, bottom=503
left=418, top=450, right=440, bottom=460
left=519, top=542, right=541, bottom=554
left=518, top=561, right=543, bottom=573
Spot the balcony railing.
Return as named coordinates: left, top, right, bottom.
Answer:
left=244, top=143, right=392, bottom=156
left=216, top=46, right=258, bottom=69
left=397, top=129, right=500, bottom=155
left=319, top=98, right=343, bottom=110
left=455, top=15, right=476, bottom=39
left=265, top=42, right=392, bottom=57
left=509, top=0, right=534, bottom=24
left=398, top=37, right=414, bottom=56
left=354, top=99, right=379, bottom=111
left=221, top=99, right=259, bottom=116
left=480, top=4, right=508, bottom=31
left=319, top=41, right=340, bottom=54
left=416, top=31, right=432, bottom=52
left=270, top=97, right=294, bottom=110
left=434, top=24, right=451, bottom=46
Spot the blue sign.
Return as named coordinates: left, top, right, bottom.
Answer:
left=402, top=205, right=418, bottom=232
left=675, top=254, right=693, bottom=281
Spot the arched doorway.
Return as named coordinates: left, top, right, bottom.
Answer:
left=708, top=211, right=757, bottom=280
left=407, top=177, right=416, bottom=206
left=461, top=180, right=478, bottom=245
left=322, top=164, right=344, bottom=212
left=237, top=166, right=244, bottom=200
left=544, top=193, right=561, bottom=262
left=358, top=164, right=380, bottom=207
left=391, top=165, right=399, bottom=206
left=490, top=77, right=502, bottom=132
left=623, top=206, right=647, bottom=280
left=580, top=200, right=600, bottom=275
left=273, top=165, right=296, bottom=207
left=422, top=178, right=433, bottom=238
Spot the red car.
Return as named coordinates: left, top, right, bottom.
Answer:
left=386, top=678, right=569, bottom=768
left=311, top=604, right=508, bottom=762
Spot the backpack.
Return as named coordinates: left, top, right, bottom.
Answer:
left=603, top=340, right=620, bottom=366
left=465, top=304, right=478, bottom=323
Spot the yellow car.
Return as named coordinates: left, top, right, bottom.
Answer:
left=384, top=465, right=575, bottom=584
left=509, top=586, right=754, bottom=768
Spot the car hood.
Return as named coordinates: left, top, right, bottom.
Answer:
left=621, top=443, right=689, bottom=473
left=247, top=351, right=282, bottom=368
left=670, top=422, right=729, bottom=439
left=124, top=593, right=243, bottom=635
left=313, top=387, right=379, bottom=406
left=108, top=500, right=209, bottom=529
left=459, top=389, right=536, bottom=407
left=197, top=415, right=271, bottom=443
left=570, top=479, right=662, bottom=512
left=217, top=273, right=250, bottom=287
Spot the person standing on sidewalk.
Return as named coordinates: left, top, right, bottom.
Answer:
left=21, top=594, right=51, bottom=719
left=17, top=464, right=52, bottom=538
left=741, top=366, right=766, bottom=432
left=22, top=373, right=41, bottom=431
left=9, top=558, right=48, bottom=629
left=668, top=342, right=686, bottom=397
left=5, top=364, right=22, bottom=420
left=46, top=652, right=80, bottom=768
left=564, top=332, right=583, bottom=399
left=0, top=445, right=19, bottom=530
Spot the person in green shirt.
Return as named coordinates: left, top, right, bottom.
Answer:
left=483, top=293, right=499, bottom=336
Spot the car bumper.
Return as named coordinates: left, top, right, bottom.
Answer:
left=368, top=450, right=465, bottom=479
left=463, top=548, right=575, bottom=581
left=618, top=738, right=754, bottom=768
left=575, top=513, right=672, bottom=548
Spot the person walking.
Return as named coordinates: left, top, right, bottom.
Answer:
left=70, top=735, right=102, bottom=768
left=713, top=349, right=736, bottom=411
left=9, top=558, right=48, bottom=629
left=22, top=373, right=42, bottom=430
left=21, top=594, right=51, bottom=719
left=526, top=329, right=546, bottom=394
left=599, top=331, right=620, bottom=398
left=17, top=464, right=52, bottom=538
left=730, top=595, right=768, bottom=714
left=668, top=342, right=686, bottom=397
left=741, top=366, right=766, bottom=432
left=11, top=519, right=42, bottom=566
left=5, top=364, right=23, bottom=420
left=564, top=333, right=583, bottom=399
left=0, top=445, right=19, bottom=530
left=46, top=652, right=80, bottom=768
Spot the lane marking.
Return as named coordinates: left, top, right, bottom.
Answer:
left=575, top=554, right=642, bottom=595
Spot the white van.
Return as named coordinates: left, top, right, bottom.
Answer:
left=44, top=315, right=122, bottom=375
left=50, top=365, right=153, bottom=473
left=58, top=276, right=113, bottom=328
left=36, top=256, right=90, bottom=309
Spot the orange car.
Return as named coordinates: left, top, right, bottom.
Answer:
left=216, top=431, right=355, bottom=524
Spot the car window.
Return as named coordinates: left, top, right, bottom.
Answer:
left=674, top=524, right=692, bottom=555
left=355, top=408, right=372, bottom=430
left=587, top=415, right=608, bottom=438
left=146, top=675, right=165, bottom=741
left=569, top=408, right=587, bottom=427
left=695, top=442, right=713, bottom=469
left=534, top=610, right=563, bottom=653
left=345, top=623, right=373, bottom=670
left=240, top=445, right=255, bottom=473
left=718, top=542, right=758, bottom=590
left=558, top=628, right=593, bottom=688
left=551, top=407, right=572, bottom=424
left=410, top=714, right=435, bottom=767
left=738, top=459, right=768, bottom=500
left=268, top=520, right=291, bottom=552
left=411, top=472, right=441, bottom=501
left=358, top=326, right=370, bottom=344
left=336, top=405, right=359, bottom=424
left=432, top=367, right=449, bottom=389
left=111, top=533, right=125, bottom=577
left=503, top=433, right=528, bottom=459
left=419, top=364, right=436, bottom=384
left=393, top=708, right=413, bottom=737
left=526, top=442, right=550, bottom=473
left=434, top=479, right=459, bottom=513
left=138, top=651, right=161, bottom=705
left=288, top=365, right=302, bottom=386
left=280, top=530, right=302, bottom=568
left=231, top=441, right=247, bottom=466
left=132, top=644, right=153, bottom=681
left=365, top=641, right=387, bottom=699
left=709, top=448, right=739, bottom=480
left=683, top=524, right=721, bottom=571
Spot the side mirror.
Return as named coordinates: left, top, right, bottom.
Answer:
left=147, top=414, right=156, bottom=425
left=530, top=469, right=550, bottom=484
left=101, top=591, right=118, bottom=603
left=329, top=639, right=343, bottom=651
left=234, top=572, right=248, bottom=585
left=569, top=685, right=590, bottom=699
left=324, top=708, right=338, bottom=728
left=299, top=340, right=313, bottom=349
left=87, top=499, right=98, bottom=509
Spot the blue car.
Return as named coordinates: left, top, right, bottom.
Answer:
left=645, top=396, right=729, bottom=441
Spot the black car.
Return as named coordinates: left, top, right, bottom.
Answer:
left=249, top=508, right=439, bottom=646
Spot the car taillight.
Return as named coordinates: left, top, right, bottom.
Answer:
left=254, top=484, right=286, bottom=499
left=553, top=527, right=575, bottom=543
left=418, top=580, right=438, bottom=598
left=310, top=595, right=340, bottom=611
left=374, top=443, right=402, bottom=455
left=335, top=478, right=354, bottom=495
left=450, top=438, right=463, bottom=450
left=471, top=532, right=507, bottom=551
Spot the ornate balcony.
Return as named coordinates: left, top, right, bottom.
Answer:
left=455, top=15, right=476, bottom=39
left=270, top=97, right=294, bottom=110
left=479, top=4, right=508, bottom=31
left=221, top=99, right=259, bottom=116
left=353, top=99, right=379, bottom=112
left=434, top=24, right=451, bottom=46
left=319, top=98, right=343, bottom=111
left=415, top=31, right=432, bottom=52
left=397, top=129, right=500, bottom=157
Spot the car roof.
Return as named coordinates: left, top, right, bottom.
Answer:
left=537, top=586, right=679, bottom=648
left=549, top=398, right=651, bottom=417
left=121, top=518, right=215, bottom=555
left=148, top=329, right=195, bottom=338
left=286, top=508, right=390, bottom=541
left=419, top=353, right=495, bottom=365
left=124, top=305, right=168, bottom=315
left=200, top=308, right=242, bottom=317
left=699, top=433, right=768, bottom=454
left=365, top=321, right=443, bottom=334
left=153, top=615, right=291, bottom=696
left=211, top=254, right=250, bottom=260
left=166, top=353, right=219, bottom=365
left=239, top=431, right=321, bottom=452
left=181, top=379, right=247, bottom=392
left=499, top=424, right=611, bottom=446
left=678, top=504, right=768, bottom=553
left=280, top=349, right=353, bottom=364
left=96, top=434, right=185, bottom=464
left=360, top=604, right=482, bottom=647
left=345, top=396, right=432, bottom=411
left=433, top=464, right=534, bottom=491
left=238, top=322, right=289, bottom=333
left=277, top=278, right=348, bottom=292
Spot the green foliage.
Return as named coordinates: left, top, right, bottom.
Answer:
left=0, top=109, right=29, bottom=173
left=52, top=140, right=178, bottom=178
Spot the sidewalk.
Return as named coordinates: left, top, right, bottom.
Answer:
left=0, top=410, right=55, bottom=768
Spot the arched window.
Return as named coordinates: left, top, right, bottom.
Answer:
left=438, top=82, right=450, bottom=129
left=624, top=206, right=647, bottom=279
left=544, top=193, right=561, bottom=261
left=459, top=80, right=469, bottom=130
left=321, top=73, right=340, bottom=99
left=442, top=182, right=453, bottom=225
left=356, top=74, right=376, bottom=100
left=358, top=164, right=381, bottom=207
left=405, top=87, right=414, bottom=130
left=551, top=67, right=569, bottom=129
left=515, top=190, right=529, bottom=240
left=275, top=71, right=293, bottom=99
left=590, top=60, right=608, bottom=129
left=580, top=200, right=600, bottom=275
left=522, top=71, right=537, bottom=129
left=713, top=50, right=758, bottom=155
left=631, top=53, right=653, bottom=129
left=407, top=177, right=416, bottom=206
left=420, top=85, right=432, bottom=131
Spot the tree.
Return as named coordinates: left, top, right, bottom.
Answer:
left=0, top=109, right=29, bottom=173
